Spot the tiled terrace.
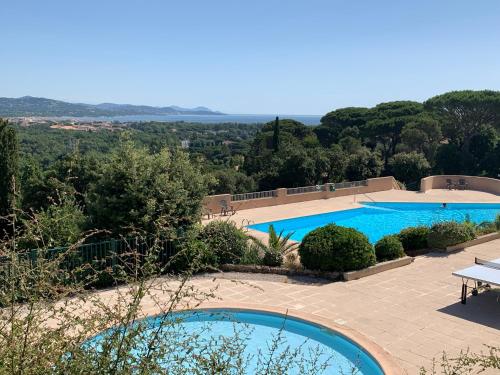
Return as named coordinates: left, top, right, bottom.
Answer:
left=189, top=241, right=499, bottom=373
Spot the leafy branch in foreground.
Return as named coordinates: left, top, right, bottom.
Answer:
left=420, top=346, right=500, bottom=375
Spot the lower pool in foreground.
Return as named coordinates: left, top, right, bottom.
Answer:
left=90, top=309, right=384, bottom=374
left=248, top=202, right=500, bottom=243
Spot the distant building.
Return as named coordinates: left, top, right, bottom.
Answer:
left=180, top=139, right=191, bottom=149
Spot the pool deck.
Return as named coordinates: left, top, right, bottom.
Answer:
left=184, top=240, right=500, bottom=374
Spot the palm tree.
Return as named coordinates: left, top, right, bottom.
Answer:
left=249, top=225, right=296, bottom=267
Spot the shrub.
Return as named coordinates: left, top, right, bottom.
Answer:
left=200, top=221, right=248, bottom=265
left=374, top=235, right=405, bottom=262
left=298, top=224, right=375, bottom=272
left=239, top=246, right=263, bottom=265
left=475, top=221, right=496, bottom=236
left=427, top=221, right=476, bottom=249
left=398, top=226, right=430, bottom=252
left=248, top=225, right=296, bottom=267
left=388, top=151, right=430, bottom=186
left=169, top=232, right=218, bottom=272
left=262, top=250, right=282, bottom=267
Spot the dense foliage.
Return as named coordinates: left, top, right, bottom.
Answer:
left=10, top=89, right=500, bottom=201
left=199, top=221, right=248, bottom=265
left=397, top=226, right=430, bottom=252
left=0, top=119, right=18, bottom=230
left=3, top=88, right=500, bottom=247
left=298, top=224, right=376, bottom=272
left=374, top=235, right=405, bottom=262
left=427, top=221, right=476, bottom=249
left=87, top=138, right=208, bottom=237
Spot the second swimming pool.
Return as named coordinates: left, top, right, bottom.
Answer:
left=248, top=202, right=500, bottom=243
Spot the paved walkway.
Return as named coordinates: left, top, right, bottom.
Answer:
left=189, top=242, right=499, bottom=373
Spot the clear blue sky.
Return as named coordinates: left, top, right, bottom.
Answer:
left=1, top=0, right=499, bottom=115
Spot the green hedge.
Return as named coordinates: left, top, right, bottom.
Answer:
left=375, top=235, right=405, bottom=262
left=298, top=224, right=375, bottom=272
left=398, top=226, right=430, bottom=252
left=427, top=221, right=476, bottom=249
left=200, top=221, right=247, bottom=265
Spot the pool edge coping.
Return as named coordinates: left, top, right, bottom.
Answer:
left=192, top=301, right=405, bottom=375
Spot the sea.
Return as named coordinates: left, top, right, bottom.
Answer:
left=53, top=114, right=322, bottom=125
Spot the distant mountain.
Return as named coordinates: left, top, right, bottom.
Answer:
left=0, top=96, right=224, bottom=117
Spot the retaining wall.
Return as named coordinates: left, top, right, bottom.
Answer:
left=203, top=176, right=398, bottom=213
left=420, top=175, right=500, bottom=195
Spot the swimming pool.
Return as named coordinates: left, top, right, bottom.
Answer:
left=89, top=309, right=384, bottom=374
left=248, top=202, right=500, bottom=243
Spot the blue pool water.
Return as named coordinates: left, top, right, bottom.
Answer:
left=90, top=309, right=384, bottom=374
left=248, top=202, right=500, bottom=243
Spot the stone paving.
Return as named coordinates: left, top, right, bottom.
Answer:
left=190, top=242, right=500, bottom=374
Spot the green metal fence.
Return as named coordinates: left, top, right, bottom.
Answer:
left=0, top=237, right=178, bottom=279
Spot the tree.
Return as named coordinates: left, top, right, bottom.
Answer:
left=434, top=143, right=464, bottom=174
left=87, top=138, right=208, bottom=237
left=339, top=136, right=362, bottom=154
left=261, top=118, right=312, bottom=140
left=0, top=119, right=19, bottom=228
left=424, top=90, right=500, bottom=151
left=276, top=148, right=316, bottom=187
left=316, top=107, right=372, bottom=146
left=481, top=143, right=500, bottom=177
left=326, top=144, right=348, bottom=182
left=209, top=169, right=256, bottom=194
left=272, top=116, right=280, bottom=152
left=366, top=101, right=424, bottom=167
left=388, top=152, right=431, bottom=187
left=469, top=124, right=497, bottom=167
left=345, top=148, right=383, bottom=181
left=400, top=115, right=442, bottom=161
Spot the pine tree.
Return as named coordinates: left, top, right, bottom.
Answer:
left=272, top=116, right=280, bottom=152
left=0, top=119, right=19, bottom=226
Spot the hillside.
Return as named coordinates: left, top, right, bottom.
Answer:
left=0, top=96, right=224, bottom=117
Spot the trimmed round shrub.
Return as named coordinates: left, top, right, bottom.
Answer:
left=298, top=224, right=375, bottom=272
left=427, top=221, right=476, bottom=249
left=200, top=221, right=247, bottom=265
left=374, top=235, right=405, bottom=262
left=398, top=226, right=430, bottom=252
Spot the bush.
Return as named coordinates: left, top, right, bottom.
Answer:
left=170, top=234, right=217, bottom=272
left=398, top=226, right=430, bottom=252
left=388, top=152, right=430, bottom=186
left=374, top=235, right=405, bottom=262
left=427, top=221, right=476, bottom=249
left=298, top=224, right=375, bottom=272
left=262, top=250, right=282, bottom=267
left=239, top=246, right=263, bottom=265
left=200, top=221, right=248, bottom=265
left=475, top=221, right=496, bottom=236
